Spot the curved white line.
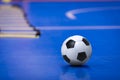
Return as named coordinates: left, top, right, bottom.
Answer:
left=36, top=26, right=120, bottom=30
left=66, top=7, right=120, bottom=20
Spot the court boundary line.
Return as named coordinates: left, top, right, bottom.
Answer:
left=66, top=6, right=120, bottom=20
left=36, top=26, right=120, bottom=30
left=3, top=0, right=120, bottom=2
left=22, top=0, right=120, bottom=2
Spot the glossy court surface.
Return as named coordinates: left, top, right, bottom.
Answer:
left=0, top=1, right=120, bottom=80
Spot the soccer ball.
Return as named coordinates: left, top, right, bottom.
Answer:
left=61, top=35, right=92, bottom=66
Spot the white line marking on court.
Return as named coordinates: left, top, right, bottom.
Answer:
left=36, top=26, right=120, bottom=30
left=66, top=6, right=120, bottom=20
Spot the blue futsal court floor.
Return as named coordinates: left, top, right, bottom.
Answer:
left=0, top=1, right=120, bottom=80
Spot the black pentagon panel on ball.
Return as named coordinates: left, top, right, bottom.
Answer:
left=77, top=52, right=87, bottom=61
left=63, top=55, right=70, bottom=63
left=82, top=38, right=90, bottom=46
left=66, top=39, right=76, bottom=49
